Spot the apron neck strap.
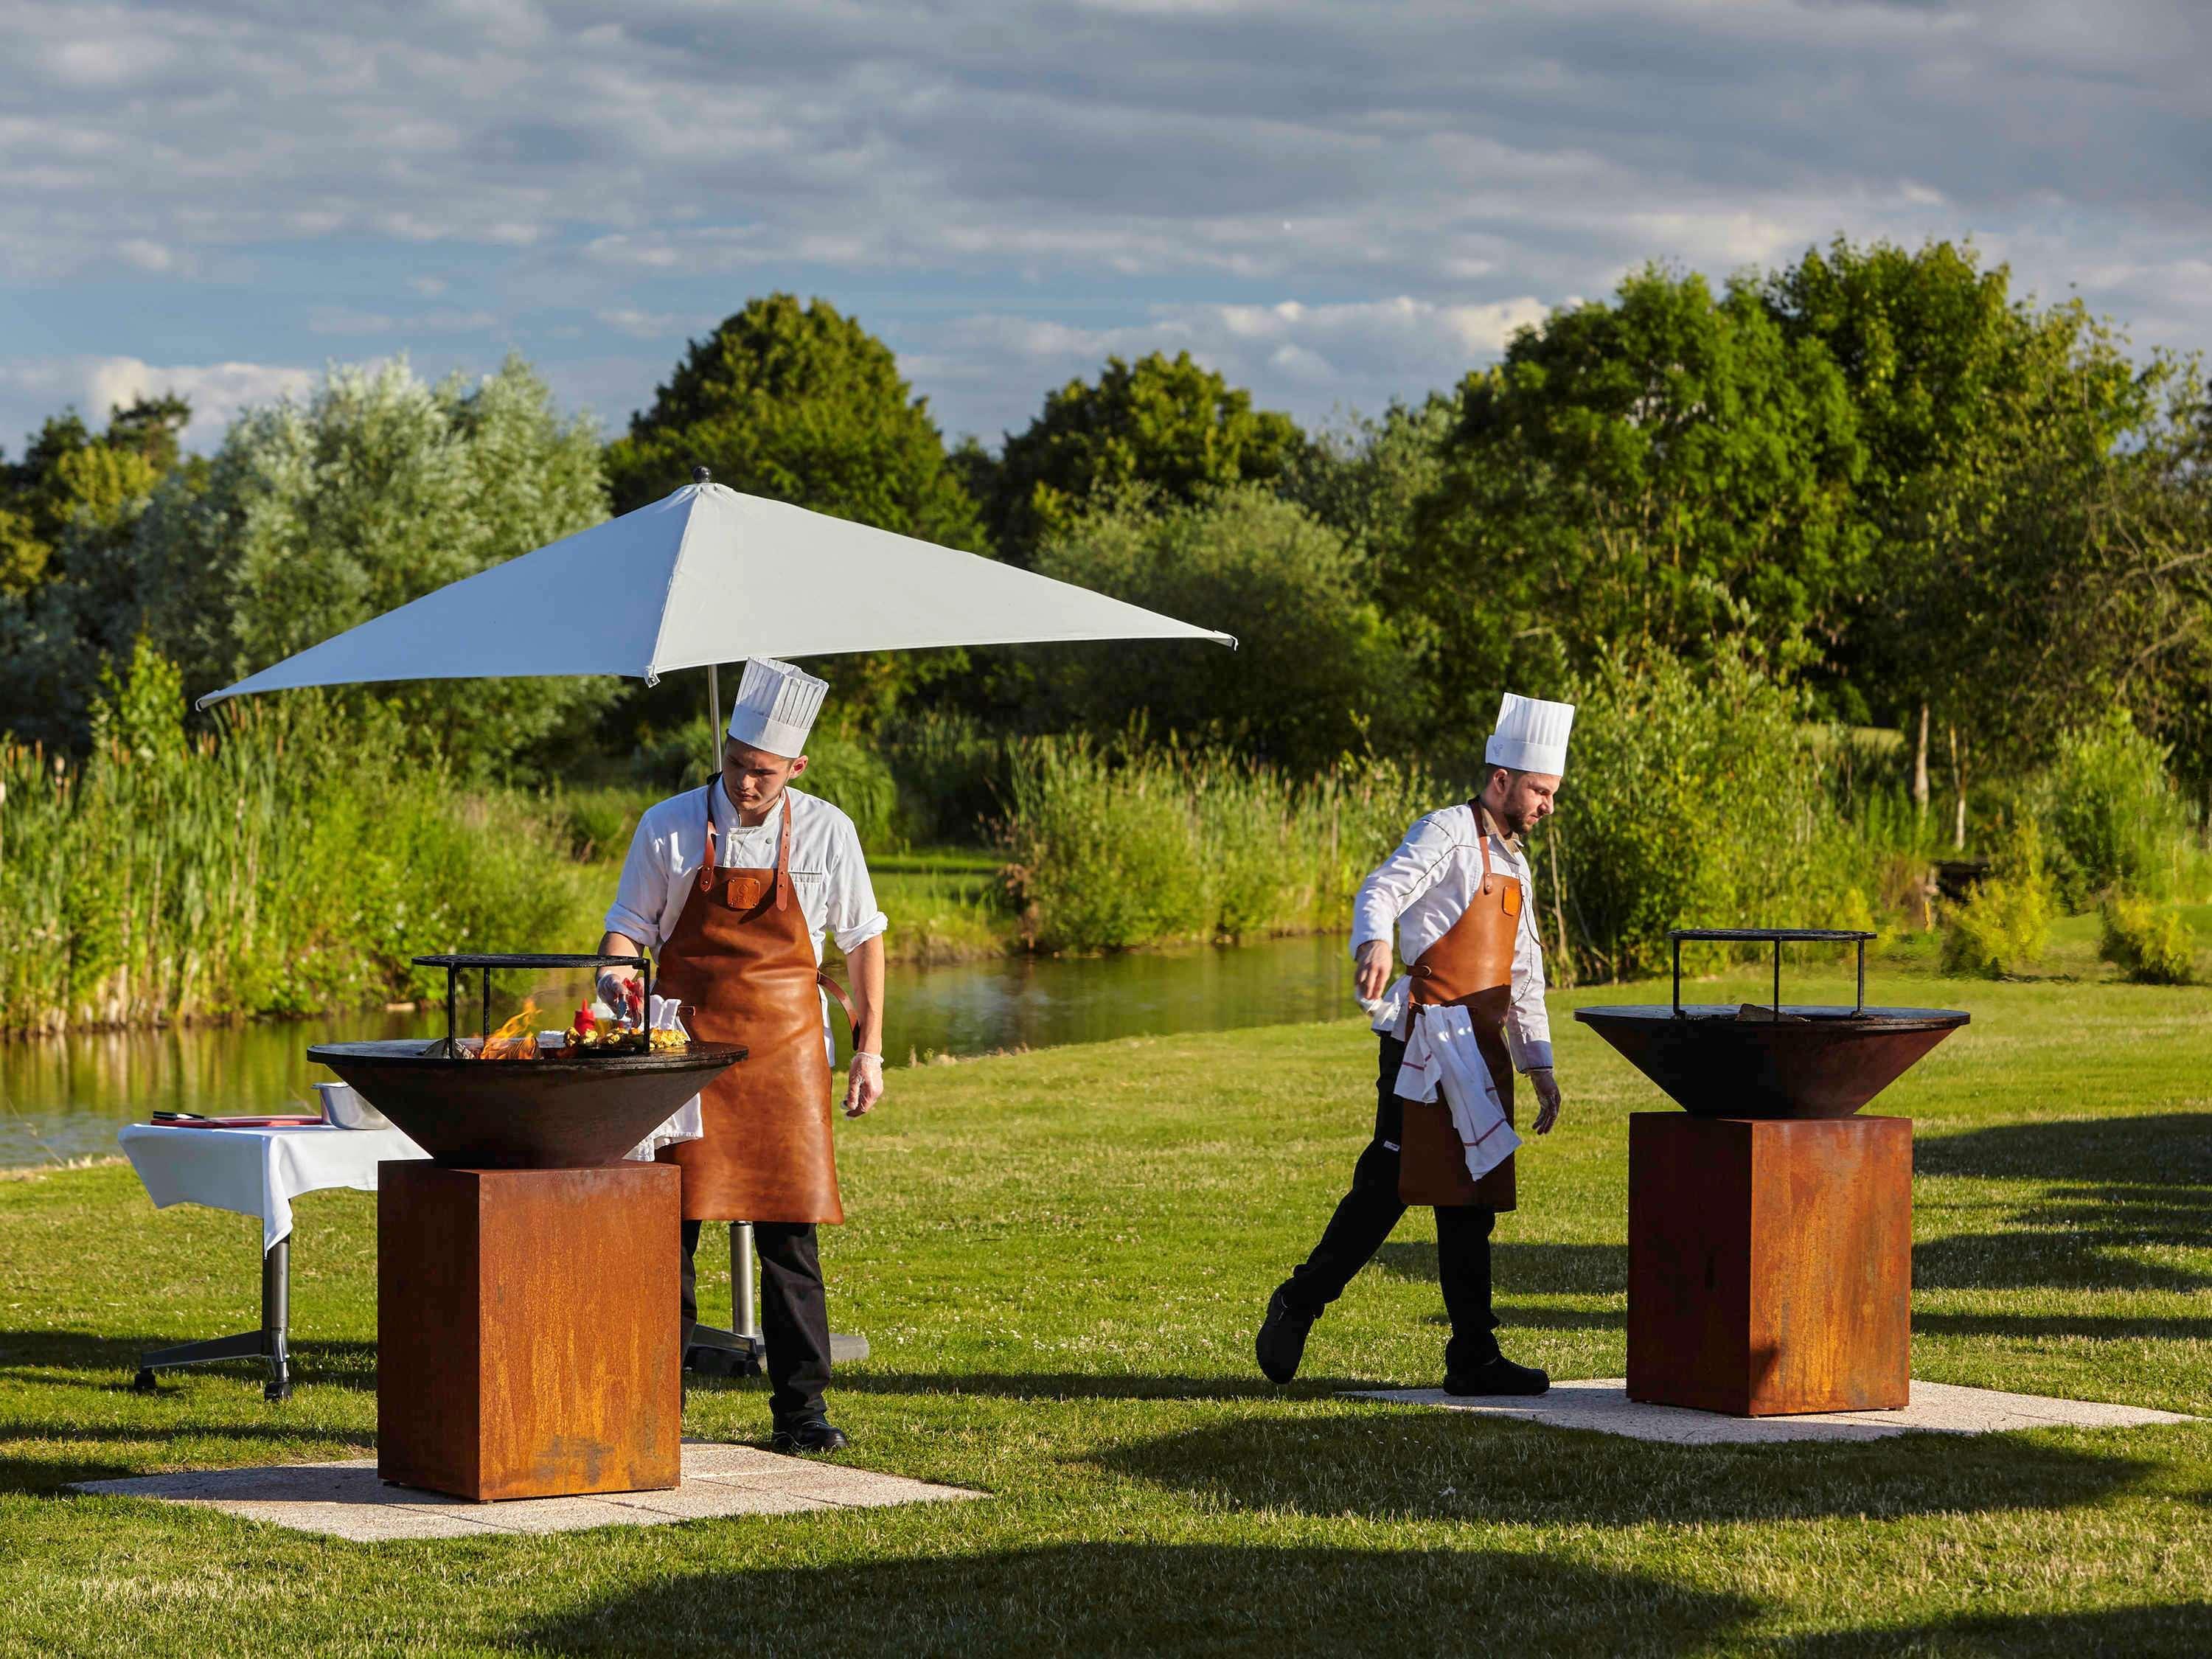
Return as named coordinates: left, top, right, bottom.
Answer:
left=775, top=792, right=793, bottom=911
left=1470, top=799, right=1495, bottom=894
left=695, top=779, right=721, bottom=898
left=695, top=778, right=795, bottom=909
left=698, top=778, right=720, bottom=892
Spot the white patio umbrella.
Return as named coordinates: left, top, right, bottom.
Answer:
left=201, top=473, right=1231, bottom=1368
left=198, top=473, right=1234, bottom=712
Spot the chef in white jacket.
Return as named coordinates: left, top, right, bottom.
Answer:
left=1256, top=694, right=1571, bottom=1396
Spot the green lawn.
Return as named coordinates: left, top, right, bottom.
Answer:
left=3, top=974, right=2209, bottom=1655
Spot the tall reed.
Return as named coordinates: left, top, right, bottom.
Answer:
left=0, top=686, right=602, bottom=1037
left=1000, top=735, right=1437, bottom=953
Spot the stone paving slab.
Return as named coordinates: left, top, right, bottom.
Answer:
left=69, top=1443, right=980, bottom=1540
left=1341, top=1379, right=2200, bottom=1444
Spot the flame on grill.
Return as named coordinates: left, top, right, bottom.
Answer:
left=474, top=999, right=540, bottom=1062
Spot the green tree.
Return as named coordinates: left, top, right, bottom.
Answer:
left=0, top=397, right=190, bottom=597
left=117, top=355, right=610, bottom=773
left=0, top=397, right=195, bottom=742
left=1942, top=373, right=2212, bottom=806
left=1414, top=266, right=1868, bottom=723
left=1030, top=485, right=1414, bottom=770
left=607, top=294, right=981, bottom=546
left=991, top=352, right=1304, bottom=563
left=1282, top=394, right=1455, bottom=590
left=1760, top=237, right=2166, bottom=830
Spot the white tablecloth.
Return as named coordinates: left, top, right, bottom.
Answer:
left=119, top=1124, right=429, bottom=1251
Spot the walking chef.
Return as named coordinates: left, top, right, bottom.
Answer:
left=1256, top=693, right=1573, bottom=1396
left=598, top=656, right=887, bottom=1455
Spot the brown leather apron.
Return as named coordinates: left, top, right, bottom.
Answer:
left=1396, top=804, right=1522, bottom=1211
left=655, top=787, right=847, bottom=1225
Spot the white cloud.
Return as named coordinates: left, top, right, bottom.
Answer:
left=114, top=238, right=175, bottom=272
left=0, top=357, right=315, bottom=453
left=305, top=307, right=500, bottom=337
left=2, top=1, right=2206, bottom=451
left=596, top=307, right=687, bottom=339
left=909, top=293, right=1554, bottom=437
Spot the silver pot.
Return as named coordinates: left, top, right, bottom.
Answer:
left=314, top=1080, right=392, bottom=1132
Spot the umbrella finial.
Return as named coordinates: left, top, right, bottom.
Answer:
left=690, top=464, right=712, bottom=485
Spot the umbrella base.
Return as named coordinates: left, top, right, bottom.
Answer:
left=684, top=1325, right=870, bottom=1377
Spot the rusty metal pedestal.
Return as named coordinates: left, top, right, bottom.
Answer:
left=378, top=1162, right=682, bottom=1500
left=1627, top=1113, right=1911, bottom=1416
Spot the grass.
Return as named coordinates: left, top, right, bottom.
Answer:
left=3, top=973, right=2210, bottom=1654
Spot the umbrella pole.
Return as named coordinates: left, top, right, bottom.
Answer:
left=707, top=664, right=721, bottom=767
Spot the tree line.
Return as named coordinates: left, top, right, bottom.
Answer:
left=4, top=236, right=2208, bottom=830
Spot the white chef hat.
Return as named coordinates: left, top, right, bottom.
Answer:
left=726, top=657, right=828, bottom=758
left=1486, top=692, right=1576, bottom=776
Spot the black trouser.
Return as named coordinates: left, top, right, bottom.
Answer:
left=1283, top=1032, right=1502, bottom=1374
left=680, top=1220, right=833, bottom=1425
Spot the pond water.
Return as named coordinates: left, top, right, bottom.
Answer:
left=0, top=934, right=1355, bottom=1166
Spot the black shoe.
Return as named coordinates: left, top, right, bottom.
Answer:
left=1443, top=1354, right=1550, bottom=1397
left=771, top=1417, right=849, bottom=1455
left=1256, top=1284, right=1318, bottom=1385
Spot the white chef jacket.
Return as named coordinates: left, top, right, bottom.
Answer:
left=1349, top=801, right=1554, bottom=1072
left=603, top=781, right=888, bottom=967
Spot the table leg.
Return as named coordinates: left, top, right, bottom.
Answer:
left=262, top=1231, right=291, bottom=1400
left=133, top=1235, right=292, bottom=1400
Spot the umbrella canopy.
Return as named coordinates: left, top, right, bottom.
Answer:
left=198, top=479, right=1234, bottom=707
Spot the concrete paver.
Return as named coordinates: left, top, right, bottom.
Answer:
left=69, top=1442, right=980, bottom=1541
left=1342, top=1378, right=2199, bottom=1444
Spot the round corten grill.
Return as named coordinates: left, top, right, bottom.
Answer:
left=310, top=1037, right=746, bottom=1166
left=1574, top=929, right=1968, bottom=1119
left=310, top=952, right=745, bottom=1167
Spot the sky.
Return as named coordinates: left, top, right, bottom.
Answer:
left=2, top=0, right=2207, bottom=457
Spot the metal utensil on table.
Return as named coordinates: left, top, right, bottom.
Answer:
left=315, top=1080, right=393, bottom=1131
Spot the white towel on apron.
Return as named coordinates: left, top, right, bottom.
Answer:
left=1385, top=999, right=1521, bottom=1182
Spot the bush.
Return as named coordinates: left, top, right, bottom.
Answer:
left=2098, top=893, right=2197, bottom=984
left=630, top=716, right=719, bottom=793
left=1547, top=649, right=1868, bottom=982
left=795, top=727, right=898, bottom=849
left=1032, top=485, right=1418, bottom=771
left=1940, top=824, right=2055, bottom=978
left=876, top=709, right=1014, bottom=846
left=554, top=787, right=649, bottom=863
left=2044, top=713, right=2197, bottom=908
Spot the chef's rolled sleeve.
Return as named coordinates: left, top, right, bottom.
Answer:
left=824, top=820, right=888, bottom=956
left=603, top=817, right=672, bottom=952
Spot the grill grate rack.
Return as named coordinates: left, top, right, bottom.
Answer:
left=414, top=952, right=653, bottom=1057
